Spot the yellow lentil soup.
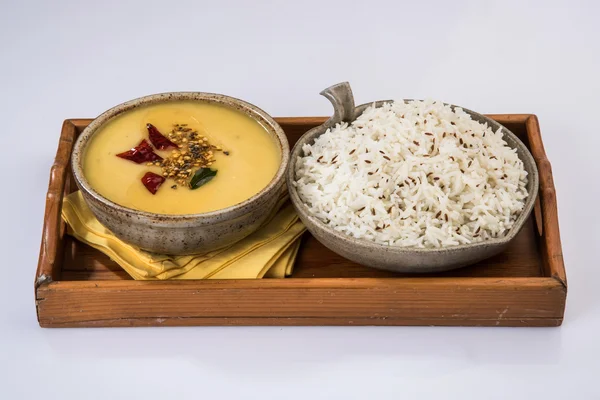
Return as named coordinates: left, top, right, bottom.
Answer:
left=83, top=101, right=281, bottom=214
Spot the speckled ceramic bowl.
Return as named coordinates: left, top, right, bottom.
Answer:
left=287, top=82, right=539, bottom=273
left=72, top=92, right=289, bottom=255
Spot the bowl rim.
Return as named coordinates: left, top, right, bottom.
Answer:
left=72, top=91, right=289, bottom=222
left=287, top=99, right=540, bottom=253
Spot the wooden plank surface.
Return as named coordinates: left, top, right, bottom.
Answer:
left=59, top=216, right=543, bottom=281
left=36, top=277, right=565, bottom=327
left=38, top=316, right=564, bottom=328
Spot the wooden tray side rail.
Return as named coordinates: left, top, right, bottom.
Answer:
left=35, top=120, right=75, bottom=285
left=35, top=115, right=566, bottom=327
left=524, top=116, right=566, bottom=286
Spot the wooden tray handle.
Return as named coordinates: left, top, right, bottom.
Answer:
left=35, top=123, right=76, bottom=287
left=525, top=116, right=566, bottom=287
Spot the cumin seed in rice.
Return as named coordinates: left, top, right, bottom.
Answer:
left=294, top=99, right=529, bottom=248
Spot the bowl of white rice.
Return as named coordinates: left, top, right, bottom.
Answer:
left=288, top=82, right=539, bottom=273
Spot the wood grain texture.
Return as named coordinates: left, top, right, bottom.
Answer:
left=35, top=115, right=567, bottom=327
left=59, top=217, right=542, bottom=281
left=39, top=317, right=564, bottom=328
left=36, top=278, right=565, bottom=327
left=35, top=120, right=76, bottom=286
left=525, top=116, right=567, bottom=288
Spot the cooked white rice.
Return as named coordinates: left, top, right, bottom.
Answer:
left=294, top=100, right=529, bottom=248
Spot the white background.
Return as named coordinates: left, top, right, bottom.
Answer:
left=1, top=0, right=599, bottom=398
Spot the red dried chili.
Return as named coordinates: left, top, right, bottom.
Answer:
left=147, top=123, right=178, bottom=150
left=141, top=171, right=166, bottom=194
left=116, top=139, right=163, bottom=164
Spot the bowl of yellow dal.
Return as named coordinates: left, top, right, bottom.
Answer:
left=71, top=92, right=289, bottom=255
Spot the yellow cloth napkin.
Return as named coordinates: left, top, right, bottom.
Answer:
left=61, top=191, right=305, bottom=280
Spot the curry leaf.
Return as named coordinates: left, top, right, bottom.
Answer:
left=190, top=168, right=217, bottom=190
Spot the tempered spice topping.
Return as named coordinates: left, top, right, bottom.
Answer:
left=116, top=139, right=163, bottom=164
left=158, top=124, right=224, bottom=187
left=141, top=172, right=166, bottom=195
left=147, top=123, right=178, bottom=150
left=115, top=123, right=227, bottom=192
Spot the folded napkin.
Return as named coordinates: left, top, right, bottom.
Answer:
left=61, top=191, right=305, bottom=280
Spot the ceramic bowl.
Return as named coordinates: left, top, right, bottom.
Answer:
left=287, top=82, right=539, bottom=273
left=72, top=92, right=289, bottom=255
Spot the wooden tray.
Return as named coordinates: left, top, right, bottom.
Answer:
left=35, top=115, right=566, bottom=327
